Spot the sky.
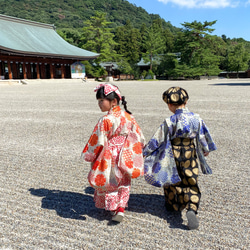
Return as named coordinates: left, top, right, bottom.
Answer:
left=126, top=0, right=250, bottom=41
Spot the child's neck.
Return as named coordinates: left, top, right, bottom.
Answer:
left=176, top=104, right=186, bottom=110
left=170, top=104, right=186, bottom=113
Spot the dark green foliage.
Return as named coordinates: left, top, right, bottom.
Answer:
left=0, top=0, right=179, bottom=32
left=81, top=11, right=118, bottom=63
left=142, top=19, right=166, bottom=70
left=114, top=20, right=142, bottom=64
left=168, top=21, right=223, bottom=77
left=1, top=0, right=250, bottom=78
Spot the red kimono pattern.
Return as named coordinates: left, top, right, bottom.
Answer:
left=82, top=106, right=145, bottom=210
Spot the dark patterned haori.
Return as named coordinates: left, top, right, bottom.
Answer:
left=164, top=138, right=201, bottom=213
left=143, top=107, right=217, bottom=213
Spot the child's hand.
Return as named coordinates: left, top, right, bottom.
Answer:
left=203, top=152, right=209, bottom=157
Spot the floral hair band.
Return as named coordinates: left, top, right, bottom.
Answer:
left=94, top=83, right=122, bottom=100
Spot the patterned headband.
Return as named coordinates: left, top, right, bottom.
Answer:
left=94, top=83, right=122, bottom=100
left=162, top=87, right=189, bottom=105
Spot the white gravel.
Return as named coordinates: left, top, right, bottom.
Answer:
left=0, top=78, right=249, bottom=249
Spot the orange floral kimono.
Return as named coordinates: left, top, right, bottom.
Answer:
left=82, top=106, right=145, bottom=210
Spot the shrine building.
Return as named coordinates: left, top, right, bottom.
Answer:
left=0, top=14, right=99, bottom=80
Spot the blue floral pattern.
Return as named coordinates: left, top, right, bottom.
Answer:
left=143, top=107, right=217, bottom=187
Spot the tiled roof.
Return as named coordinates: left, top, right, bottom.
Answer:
left=0, top=14, right=99, bottom=60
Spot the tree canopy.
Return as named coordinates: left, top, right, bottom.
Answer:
left=1, top=0, right=250, bottom=79
left=0, top=0, right=178, bottom=31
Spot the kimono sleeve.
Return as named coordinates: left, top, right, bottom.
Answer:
left=119, top=117, right=146, bottom=179
left=143, top=122, right=166, bottom=157
left=132, top=118, right=146, bottom=147
left=196, top=118, right=217, bottom=174
left=199, top=119, right=217, bottom=153
left=82, top=116, right=113, bottom=162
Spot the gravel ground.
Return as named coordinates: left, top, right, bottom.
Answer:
left=0, top=78, right=249, bottom=249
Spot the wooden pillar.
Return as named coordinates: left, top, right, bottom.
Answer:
left=22, top=63, right=27, bottom=79
left=61, top=65, right=65, bottom=78
left=66, top=64, right=71, bottom=78
left=40, top=64, right=45, bottom=79
left=17, top=63, right=21, bottom=79
left=8, top=61, right=12, bottom=79
left=12, top=62, right=18, bottom=79
left=50, top=63, right=54, bottom=79
left=36, top=63, right=40, bottom=79
left=26, top=63, right=32, bottom=79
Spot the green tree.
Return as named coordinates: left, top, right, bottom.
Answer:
left=81, top=11, right=117, bottom=64
left=163, top=28, right=175, bottom=53
left=139, top=23, right=147, bottom=54
left=142, top=19, right=165, bottom=70
left=226, top=43, right=250, bottom=77
left=114, top=25, right=127, bottom=56
left=221, top=34, right=230, bottom=44
left=174, top=20, right=221, bottom=77
left=57, top=28, right=82, bottom=46
left=116, top=58, right=133, bottom=80
left=81, top=60, right=107, bottom=79
left=158, top=53, right=179, bottom=78
left=114, top=20, right=141, bottom=64
left=199, top=48, right=221, bottom=76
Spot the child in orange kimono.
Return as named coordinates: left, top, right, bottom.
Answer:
left=82, top=83, right=145, bottom=222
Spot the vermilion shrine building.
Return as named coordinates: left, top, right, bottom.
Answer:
left=0, top=14, right=99, bottom=80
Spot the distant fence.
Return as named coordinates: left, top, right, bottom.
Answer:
left=218, top=71, right=250, bottom=78
left=117, top=74, right=134, bottom=80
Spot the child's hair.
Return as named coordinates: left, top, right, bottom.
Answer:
left=96, top=86, right=132, bottom=114
left=162, top=86, right=189, bottom=105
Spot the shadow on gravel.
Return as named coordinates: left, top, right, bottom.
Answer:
left=29, top=187, right=187, bottom=229
left=29, top=187, right=110, bottom=221
left=211, top=82, right=250, bottom=86
left=128, top=193, right=187, bottom=230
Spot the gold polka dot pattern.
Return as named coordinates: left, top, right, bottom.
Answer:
left=164, top=138, right=201, bottom=213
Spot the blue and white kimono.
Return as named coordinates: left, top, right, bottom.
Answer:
left=143, top=107, right=217, bottom=176
left=143, top=107, right=217, bottom=212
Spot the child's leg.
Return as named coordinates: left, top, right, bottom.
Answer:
left=111, top=173, right=131, bottom=208
left=109, top=176, right=131, bottom=222
left=186, top=210, right=199, bottom=230
left=105, top=185, right=131, bottom=211
left=93, top=189, right=106, bottom=209
left=93, top=185, right=131, bottom=212
left=94, top=173, right=131, bottom=211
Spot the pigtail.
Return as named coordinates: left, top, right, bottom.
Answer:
left=122, top=96, right=132, bottom=114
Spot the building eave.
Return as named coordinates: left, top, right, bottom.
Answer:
left=0, top=47, right=99, bottom=61
left=0, top=14, right=99, bottom=60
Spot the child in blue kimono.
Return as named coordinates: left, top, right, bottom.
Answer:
left=143, top=87, right=217, bottom=230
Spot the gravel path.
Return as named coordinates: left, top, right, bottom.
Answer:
left=0, top=78, right=249, bottom=249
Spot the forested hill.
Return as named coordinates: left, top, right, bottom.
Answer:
left=1, top=0, right=249, bottom=79
left=0, top=0, right=179, bottom=32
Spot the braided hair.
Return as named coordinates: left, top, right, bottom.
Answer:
left=121, top=96, right=132, bottom=114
